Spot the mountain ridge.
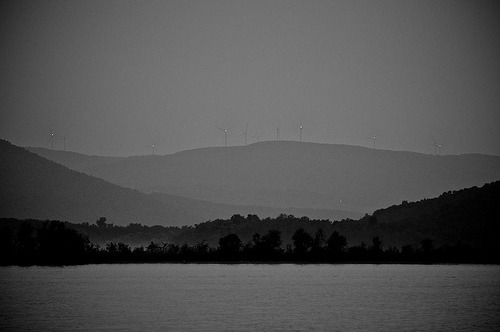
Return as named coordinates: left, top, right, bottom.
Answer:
left=2, top=139, right=356, bottom=225
left=31, top=141, right=499, bottom=213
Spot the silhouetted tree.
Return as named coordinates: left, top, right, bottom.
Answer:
left=0, top=227, right=14, bottom=264
left=96, top=217, right=107, bottom=228
left=401, top=244, right=414, bottom=261
left=166, top=243, right=180, bottom=256
left=37, top=221, right=90, bottom=263
left=420, top=238, right=435, bottom=261
left=310, top=229, right=326, bottom=260
left=219, top=234, right=242, bottom=259
left=313, top=229, right=325, bottom=249
left=326, top=231, right=347, bottom=259
left=252, top=233, right=261, bottom=246
left=17, top=222, right=37, bottom=257
left=117, top=242, right=131, bottom=255
left=146, top=241, right=161, bottom=253
left=246, top=214, right=260, bottom=223
left=349, top=241, right=368, bottom=261
left=179, top=243, right=193, bottom=260
left=230, top=214, right=245, bottom=224
left=195, top=240, right=209, bottom=255
left=106, top=242, right=118, bottom=255
left=262, top=230, right=282, bottom=252
left=371, top=235, right=382, bottom=258
left=292, top=228, right=313, bottom=257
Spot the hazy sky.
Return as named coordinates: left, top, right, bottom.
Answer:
left=1, top=0, right=499, bottom=156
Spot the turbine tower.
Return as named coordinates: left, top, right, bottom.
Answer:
left=276, top=125, right=280, bottom=141
left=143, top=143, right=157, bottom=155
left=431, top=136, right=442, bottom=155
left=216, top=126, right=231, bottom=147
left=364, top=131, right=379, bottom=149
left=237, top=124, right=249, bottom=146
left=369, top=135, right=377, bottom=148
left=47, top=132, right=56, bottom=150
left=59, top=134, right=67, bottom=151
left=299, top=124, right=303, bottom=142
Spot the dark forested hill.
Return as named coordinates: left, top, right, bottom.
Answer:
left=111, top=180, right=500, bottom=250
left=31, top=141, right=500, bottom=214
left=7, top=181, right=492, bottom=251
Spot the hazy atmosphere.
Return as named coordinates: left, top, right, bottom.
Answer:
left=1, top=0, right=499, bottom=156
left=2, top=2, right=500, bottom=330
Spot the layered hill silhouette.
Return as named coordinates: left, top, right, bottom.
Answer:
left=26, top=147, right=125, bottom=172
left=30, top=142, right=500, bottom=214
left=333, top=181, right=500, bottom=248
left=186, top=181, right=499, bottom=250
left=19, top=181, right=494, bottom=251
left=2, top=181, right=498, bottom=264
left=97, top=181, right=500, bottom=250
left=1, top=140, right=354, bottom=225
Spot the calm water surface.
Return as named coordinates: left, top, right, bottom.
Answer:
left=0, top=264, right=499, bottom=331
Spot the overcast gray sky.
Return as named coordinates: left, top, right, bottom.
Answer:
left=1, top=0, right=499, bottom=156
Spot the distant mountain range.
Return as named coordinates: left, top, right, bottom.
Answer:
left=3, top=137, right=499, bottom=250
left=26, top=147, right=125, bottom=172
left=1, top=140, right=355, bottom=225
left=28, top=142, right=500, bottom=214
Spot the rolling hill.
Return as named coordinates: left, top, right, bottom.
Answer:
left=1, top=140, right=355, bottom=225
left=26, top=147, right=126, bottom=172
left=56, top=181, right=500, bottom=250
left=31, top=141, right=500, bottom=214
left=0, top=139, right=196, bottom=225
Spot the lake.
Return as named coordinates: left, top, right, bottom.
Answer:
left=1, top=264, right=499, bottom=331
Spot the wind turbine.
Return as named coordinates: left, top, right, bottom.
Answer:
left=299, top=124, right=303, bottom=142
left=47, top=132, right=56, bottom=150
left=237, top=124, right=249, bottom=146
left=58, top=134, right=68, bottom=151
left=431, top=136, right=443, bottom=155
left=364, top=131, right=379, bottom=149
left=216, top=126, right=232, bottom=147
left=367, top=135, right=377, bottom=148
left=142, top=143, right=157, bottom=155
left=276, top=125, right=280, bottom=141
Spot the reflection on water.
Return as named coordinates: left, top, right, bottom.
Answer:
left=1, top=264, right=499, bottom=331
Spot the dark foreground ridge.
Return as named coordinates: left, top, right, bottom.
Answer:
left=1, top=181, right=499, bottom=265
left=0, top=218, right=498, bottom=265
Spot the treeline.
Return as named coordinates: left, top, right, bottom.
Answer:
left=0, top=220, right=91, bottom=265
left=1, top=219, right=497, bottom=265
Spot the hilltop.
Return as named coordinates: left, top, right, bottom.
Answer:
left=1, top=140, right=353, bottom=225
left=0, top=139, right=195, bottom=225
left=30, top=141, right=500, bottom=213
left=26, top=147, right=125, bottom=172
